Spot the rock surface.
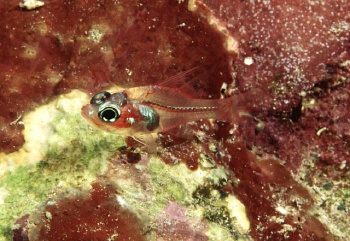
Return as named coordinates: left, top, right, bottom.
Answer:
left=0, top=0, right=349, bottom=240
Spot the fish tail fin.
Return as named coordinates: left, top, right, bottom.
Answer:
left=218, top=88, right=270, bottom=121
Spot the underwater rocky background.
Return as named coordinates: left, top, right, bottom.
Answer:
left=0, top=0, right=349, bottom=240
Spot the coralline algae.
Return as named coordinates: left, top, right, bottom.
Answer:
left=0, top=0, right=349, bottom=240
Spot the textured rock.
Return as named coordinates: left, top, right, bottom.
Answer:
left=0, top=0, right=349, bottom=240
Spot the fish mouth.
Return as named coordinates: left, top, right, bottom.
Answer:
left=81, top=104, right=103, bottom=129
left=81, top=104, right=95, bottom=118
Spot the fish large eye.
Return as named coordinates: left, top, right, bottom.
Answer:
left=91, top=91, right=111, bottom=105
left=98, top=102, right=121, bottom=123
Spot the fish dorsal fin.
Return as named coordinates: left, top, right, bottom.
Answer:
left=124, top=67, right=210, bottom=101
left=158, top=67, right=210, bottom=98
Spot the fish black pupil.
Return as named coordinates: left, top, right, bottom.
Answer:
left=99, top=107, right=118, bottom=122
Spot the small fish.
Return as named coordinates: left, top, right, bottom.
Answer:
left=81, top=68, right=246, bottom=149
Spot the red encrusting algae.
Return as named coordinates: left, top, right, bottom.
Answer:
left=31, top=182, right=147, bottom=241
left=222, top=141, right=334, bottom=241
left=2, top=0, right=349, bottom=240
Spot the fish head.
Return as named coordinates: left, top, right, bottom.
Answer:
left=82, top=91, right=140, bottom=134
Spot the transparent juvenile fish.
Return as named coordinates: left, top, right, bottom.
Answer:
left=81, top=68, right=246, bottom=149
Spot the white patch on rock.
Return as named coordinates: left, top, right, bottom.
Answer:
left=244, top=57, right=254, bottom=66
left=19, top=0, right=44, bottom=10
left=226, top=195, right=250, bottom=233
left=187, top=0, right=239, bottom=54
left=0, top=90, right=89, bottom=177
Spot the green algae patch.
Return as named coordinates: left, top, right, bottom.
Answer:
left=147, top=158, right=199, bottom=206
left=0, top=90, right=125, bottom=241
left=141, top=157, right=251, bottom=240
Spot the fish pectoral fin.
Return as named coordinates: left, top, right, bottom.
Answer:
left=132, top=133, right=158, bottom=153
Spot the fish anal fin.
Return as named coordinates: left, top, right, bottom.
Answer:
left=129, top=133, right=158, bottom=153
